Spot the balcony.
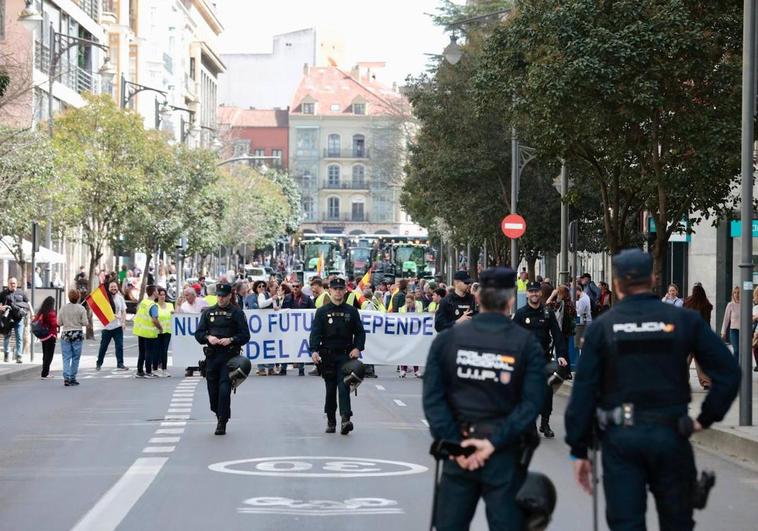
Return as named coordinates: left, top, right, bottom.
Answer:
left=322, top=180, right=370, bottom=190
left=322, top=214, right=369, bottom=223
left=80, top=0, right=100, bottom=22
left=35, top=41, right=100, bottom=94
left=323, top=148, right=370, bottom=160
left=101, top=0, right=116, bottom=23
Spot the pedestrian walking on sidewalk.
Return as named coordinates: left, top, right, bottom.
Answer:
left=720, top=286, right=741, bottom=360
left=58, top=289, right=88, bottom=386
left=96, top=281, right=129, bottom=371
left=684, top=283, right=714, bottom=389
left=34, top=296, right=58, bottom=379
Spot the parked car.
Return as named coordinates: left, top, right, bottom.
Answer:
left=245, top=267, right=267, bottom=283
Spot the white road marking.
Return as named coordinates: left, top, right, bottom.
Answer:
left=160, top=421, right=186, bottom=427
left=421, top=419, right=429, bottom=427
left=71, top=457, right=168, bottom=531
left=209, top=457, right=428, bottom=478
left=155, top=428, right=184, bottom=435
left=167, top=409, right=192, bottom=413
left=393, top=399, right=407, bottom=407
left=149, top=437, right=180, bottom=444
left=142, top=446, right=175, bottom=453
left=171, top=398, right=193, bottom=402
left=164, top=414, right=190, bottom=420
left=375, top=385, right=385, bottom=391
left=172, top=394, right=194, bottom=397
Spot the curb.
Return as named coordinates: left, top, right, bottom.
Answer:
left=556, top=385, right=758, bottom=465
left=0, top=364, right=41, bottom=382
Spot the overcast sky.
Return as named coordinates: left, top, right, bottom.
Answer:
left=217, top=0, right=462, bottom=85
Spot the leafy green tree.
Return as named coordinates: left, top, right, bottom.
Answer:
left=477, top=0, right=743, bottom=289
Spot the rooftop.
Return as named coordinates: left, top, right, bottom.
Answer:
left=217, top=107, right=290, bottom=128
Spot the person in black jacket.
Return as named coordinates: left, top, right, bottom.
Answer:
left=423, top=267, right=545, bottom=530
left=513, top=281, right=568, bottom=438
left=0, top=277, right=30, bottom=363
left=565, top=249, right=740, bottom=531
left=434, top=271, right=477, bottom=332
left=281, top=281, right=313, bottom=376
left=195, top=282, right=251, bottom=435
left=309, top=277, right=366, bottom=435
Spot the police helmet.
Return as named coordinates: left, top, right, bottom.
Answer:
left=544, top=361, right=566, bottom=394
left=515, top=471, right=557, bottom=531
left=342, top=359, right=366, bottom=393
left=226, top=355, right=252, bottom=392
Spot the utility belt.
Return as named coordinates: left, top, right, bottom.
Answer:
left=317, top=347, right=351, bottom=378
left=457, top=418, right=539, bottom=467
left=199, top=345, right=240, bottom=378
left=596, top=404, right=695, bottom=438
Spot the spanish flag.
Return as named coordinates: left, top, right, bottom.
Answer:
left=352, top=269, right=372, bottom=306
left=316, top=252, right=325, bottom=276
left=85, top=284, right=116, bottom=327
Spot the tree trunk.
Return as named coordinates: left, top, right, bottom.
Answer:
left=651, top=231, right=667, bottom=297
left=468, top=246, right=480, bottom=281
left=526, top=253, right=538, bottom=282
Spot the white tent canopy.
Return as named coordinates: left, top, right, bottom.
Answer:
left=0, top=236, right=66, bottom=264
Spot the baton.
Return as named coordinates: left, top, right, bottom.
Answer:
left=591, top=426, right=599, bottom=531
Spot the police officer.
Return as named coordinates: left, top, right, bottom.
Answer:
left=423, top=267, right=546, bottom=530
left=513, top=281, right=568, bottom=438
left=309, top=277, right=366, bottom=435
left=194, top=282, right=251, bottom=435
left=434, top=271, right=477, bottom=332
left=565, top=249, right=740, bottom=530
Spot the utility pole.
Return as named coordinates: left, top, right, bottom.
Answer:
left=559, top=162, right=569, bottom=285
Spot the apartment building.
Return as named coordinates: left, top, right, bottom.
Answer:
left=217, top=106, right=289, bottom=170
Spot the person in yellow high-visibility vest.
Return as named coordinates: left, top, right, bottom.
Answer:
left=154, top=287, right=174, bottom=377
left=427, top=287, right=446, bottom=313
left=133, top=285, right=162, bottom=378
left=310, top=277, right=330, bottom=308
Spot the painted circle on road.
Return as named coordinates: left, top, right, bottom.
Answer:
left=208, top=456, right=428, bottom=478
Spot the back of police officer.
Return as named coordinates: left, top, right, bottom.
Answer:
left=565, top=249, right=740, bottom=531
left=423, top=267, right=546, bottom=530
left=513, top=281, right=568, bottom=439
left=309, top=277, right=366, bottom=435
left=194, top=282, right=251, bottom=435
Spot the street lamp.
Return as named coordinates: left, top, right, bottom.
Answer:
left=120, top=74, right=167, bottom=127
left=443, top=35, right=462, bottom=65
left=17, top=1, right=42, bottom=32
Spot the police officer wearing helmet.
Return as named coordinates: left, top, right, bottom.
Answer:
left=423, top=267, right=546, bottom=530
left=194, top=282, right=251, bottom=435
left=565, top=249, right=740, bottom=531
left=309, top=277, right=366, bottom=435
left=513, top=280, right=568, bottom=438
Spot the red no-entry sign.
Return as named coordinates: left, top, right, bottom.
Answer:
left=501, top=214, right=526, bottom=239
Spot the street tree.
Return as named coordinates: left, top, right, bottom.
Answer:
left=477, top=0, right=743, bottom=289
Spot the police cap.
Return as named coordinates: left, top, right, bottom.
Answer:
left=612, top=248, right=653, bottom=282
left=215, top=282, right=233, bottom=296
left=453, top=271, right=472, bottom=284
left=526, top=281, right=542, bottom=292
left=479, top=267, right=517, bottom=290
left=329, top=277, right=347, bottom=289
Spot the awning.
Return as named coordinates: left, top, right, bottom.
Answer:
left=0, top=236, right=66, bottom=264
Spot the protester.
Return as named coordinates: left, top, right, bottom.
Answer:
left=180, top=287, right=209, bottom=313
left=153, top=287, right=173, bottom=377
left=251, top=280, right=275, bottom=375
left=662, top=283, right=684, bottom=307
left=684, top=283, right=714, bottom=389
left=34, top=296, right=58, bottom=379
left=58, top=289, right=88, bottom=386
left=96, top=281, right=129, bottom=371
left=399, top=292, right=421, bottom=377
left=574, top=284, right=592, bottom=354
left=0, top=277, right=30, bottom=363
left=598, top=281, right=612, bottom=313
left=721, top=286, right=741, bottom=360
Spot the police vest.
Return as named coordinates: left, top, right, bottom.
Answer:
left=157, top=302, right=174, bottom=335
left=599, top=301, right=691, bottom=409
left=428, top=301, right=438, bottom=313
left=399, top=301, right=424, bottom=313
left=319, top=304, right=357, bottom=350
left=516, top=279, right=528, bottom=292
left=441, top=318, right=531, bottom=424
left=133, top=298, right=158, bottom=339
left=315, top=292, right=328, bottom=308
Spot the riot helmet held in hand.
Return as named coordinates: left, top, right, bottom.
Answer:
left=227, top=355, right=252, bottom=393
left=342, top=358, right=366, bottom=394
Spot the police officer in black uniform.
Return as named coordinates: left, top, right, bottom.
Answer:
left=565, top=249, right=740, bottom=531
left=309, top=277, right=366, bottom=435
left=434, top=270, right=477, bottom=332
left=194, top=282, right=251, bottom=435
left=513, top=281, right=568, bottom=438
left=423, top=267, right=546, bottom=530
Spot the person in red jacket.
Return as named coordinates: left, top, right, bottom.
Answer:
left=34, top=296, right=58, bottom=379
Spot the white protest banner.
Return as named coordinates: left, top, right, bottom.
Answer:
left=170, top=309, right=437, bottom=368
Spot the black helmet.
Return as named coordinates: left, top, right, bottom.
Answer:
left=515, top=471, right=557, bottom=531
left=544, top=361, right=566, bottom=394
left=342, top=359, right=366, bottom=393
left=227, top=355, right=252, bottom=392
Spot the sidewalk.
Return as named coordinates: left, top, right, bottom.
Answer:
left=557, top=368, right=758, bottom=465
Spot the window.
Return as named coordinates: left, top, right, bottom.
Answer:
left=295, top=128, right=319, bottom=158
left=189, top=57, right=196, bottom=80
left=233, top=141, right=249, bottom=157
left=327, top=134, right=340, bottom=157
left=327, top=197, right=340, bottom=219
left=330, top=104, right=341, bottom=112
left=302, top=102, right=314, bottom=114
left=352, top=165, right=365, bottom=187
left=272, top=149, right=283, bottom=166
left=254, top=148, right=265, bottom=157
left=351, top=202, right=365, bottom=221
left=327, top=165, right=341, bottom=187
left=353, top=103, right=365, bottom=115
left=352, top=134, right=366, bottom=158
left=302, top=197, right=314, bottom=220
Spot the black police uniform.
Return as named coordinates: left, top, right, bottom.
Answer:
left=513, top=281, right=568, bottom=437
left=194, top=283, right=251, bottom=434
left=434, top=271, right=477, bottom=332
left=423, top=268, right=546, bottom=530
left=309, top=278, right=366, bottom=434
left=565, top=249, right=740, bottom=531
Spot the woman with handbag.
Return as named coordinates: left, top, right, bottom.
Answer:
left=33, top=296, right=58, bottom=379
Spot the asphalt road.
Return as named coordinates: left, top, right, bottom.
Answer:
left=1, top=343, right=757, bottom=531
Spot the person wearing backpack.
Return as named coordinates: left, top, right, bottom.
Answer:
left=33, top=296, right=58, bottom=379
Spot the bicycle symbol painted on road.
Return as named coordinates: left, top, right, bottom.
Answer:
left=208, top=456, right=428, bottom=478
left=237, top=497, right=404, bottom=516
